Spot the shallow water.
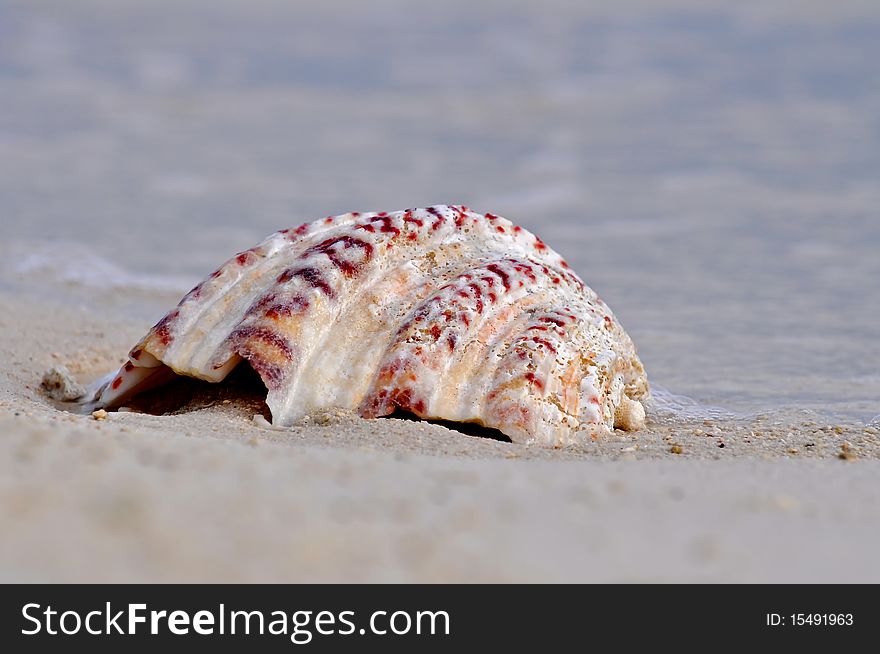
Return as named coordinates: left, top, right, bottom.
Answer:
left=2, top=0, right=878, bottom=424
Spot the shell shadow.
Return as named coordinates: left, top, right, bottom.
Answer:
left=118, top=364, right=271, bottom=420
left=383, top=410, right=511, bottom=442
left=82, top=364, right=512, bottom=442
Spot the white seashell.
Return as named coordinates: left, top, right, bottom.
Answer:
left=96, top=205, right=648, bottom=445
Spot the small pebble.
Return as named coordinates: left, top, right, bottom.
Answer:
left=41, top=366, right=86, bottom=401
left=92, top=409, right=108, bottom=421
left=838, top=442, right=857, bottom=461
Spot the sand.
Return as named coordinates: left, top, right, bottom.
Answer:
left=1, top=288, right=878, bottom=583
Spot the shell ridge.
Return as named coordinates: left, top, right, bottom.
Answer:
left=166, top=212, right=377, bottom=393
left=480, top=302, right=604, bottom=443
left=423, top=257, right=579, bottom=418
left=149, top=211, right=369, bottom=373
left=253, top=208, right=464, bottom=422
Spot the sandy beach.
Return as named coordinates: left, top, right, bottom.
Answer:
left=2, top=264, right=878, bottom=583
left=1, top=0, right=879, bottom=582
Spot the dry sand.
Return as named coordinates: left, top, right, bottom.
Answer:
left=1, top=288, right=878, bottom=583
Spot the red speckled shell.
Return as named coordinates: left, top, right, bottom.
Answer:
left=97, top=206, right=648, bottom=445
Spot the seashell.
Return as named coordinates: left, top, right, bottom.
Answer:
left=95, top=205, right=648, bottom=445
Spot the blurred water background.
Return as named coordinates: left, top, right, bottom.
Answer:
left=1, top=0, right=878, bottom=421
